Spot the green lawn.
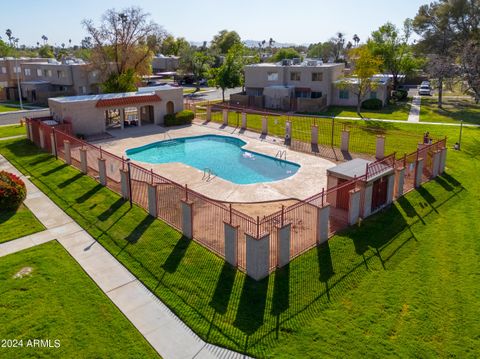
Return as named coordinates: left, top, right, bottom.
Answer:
left=0, top=104, right=20, bottom=113
left=0, top=125, right=27, bottom=139
left=315, top=100, right=411, bottom=121
left=0, top=129, right=479, bottom=357
left=0, top=241, right=159, bottom=358
left=420, top=97, right=480, bottom=124
left=0, top=204, right=45, bottom=244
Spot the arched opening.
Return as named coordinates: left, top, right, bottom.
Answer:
left=166, top=101, right=174, bottom=115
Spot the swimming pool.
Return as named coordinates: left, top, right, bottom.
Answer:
left=126, top=135, right=300, bottom=184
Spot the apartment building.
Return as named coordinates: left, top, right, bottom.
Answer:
left=0, top=57, right=45, bottom=101
left=20, top=59, right=103, bottom=105
left=152, top=54, right=179, bottom=74
left=233, top=59, right=345, bottom=112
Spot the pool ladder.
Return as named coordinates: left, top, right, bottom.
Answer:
left=202, top=168, right=216, bottom=182
left=275, top=150, right=287, bottom=160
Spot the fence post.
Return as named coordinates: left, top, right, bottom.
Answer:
left=362, top=182, right=373, bottom=218
left=64, top=140, right=71, bottom=165
left=246, top=233, right=270, bottom=281
left=181, top=199, right=193, bottom=239
left=317, top=203, right=330, bottom=244
left=222, top=109, right=228, bottom=126
left=386, top=174, right=396, bottom=204
left=330, top=116, right=335, bottom=147
left=341, top=129, right=350, bottom=152
left=415, top=157, right=424, bottom=188
left=241, top=112, right=247, bottom=129
left=432, top=150, right=441, bottom=177
left=285, top=120, right=292, bottom=142
left=98, top=157, right=107, bottom=186
left=395, top=165, right=405, bottom=198
left=28, top=121, right=33, bottom=142
left=261, top=116, right=268, bottom=135
left=120, top=167, right=130, bottom=200
left=311, top=125, right=318, bottom=146
left=376, top=135, right=385, bottom=160
left=50, top=131, right=56, bottom=157
left=439, top=148, right=447, bottom=174
left=26, top=121, right=31, bottom=140
left=79, top=147, right=88, bottom=174
left=206, top=106, right=212, bottom=121
left=224, top=222, right=239, bottom=267
left=348, top=188, right=361, bottom=225
left=39, top=127, right=45, bottom=149
left=277, top=222, right=291, bottom=268
left=147, top=183, right=158, bottom=217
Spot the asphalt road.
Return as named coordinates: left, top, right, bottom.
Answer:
left=0, top=109, right=50, bottom=126
left=185, top=87, right=243, bottom=102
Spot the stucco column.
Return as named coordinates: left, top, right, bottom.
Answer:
left=348, top=188, right=361, bottom=225
left=147, top=183, right=157, bottom=217
left=285, top=121, right=292, bottom=141
left=224, top=222, right=238, bottom=267
left=181, top=200, right=193, bottom=239
left=28, top=122, right=33, bottom=142
left=64, top=140, right=71, bottom=165
left=206, top=106, right=212, bottom=121
left=261, top=116, right=268, bottom=135
left=341, top=130, right=350, bottom=152
left=120, top=109, right=125, bottom=130
left=50, top=132, right=56, bottom=156
left=79, top=148, right=88, bottom=174
left=316, top=204, right=330, bottom=244
left=376, top=136, right=385, bottom=160
left=277, top=223, right=291, bottom=268
left=246, top=233, right=270, bottom=281
left=98, top=158, right=107, bottom=186
left=386, top=174, right=395, bottom=204
left=439, top=148, right=447, bottom=174
left=120, top=169, right=130, bottom=199
left=26, top=122, right=31, bottom=140
left=137, top=107, right=142, bottom=127
left=395, top=166, right=405, bottom=198
left=241, top=112, right=247, bottom=129
left=311, top=125, right=318, bottom=145
left=362, top=182, right=373, bottom=218
left=432, top=150, right=441, bottom=177
left=222, top=109, right=228, bottom=125
left=415, top=158, right=424, bottom=188
left=39, top=128, right=45, bottom=149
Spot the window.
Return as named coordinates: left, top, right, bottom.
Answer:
left=1, top=67, right=6, bottom=74
left=267, top=72, right=278, bottom=81
left=311, top=91, right=322, bottom=99
left=339, top=90, right=349, bottom=99
left=57, top=70, right=65, bottom=78
left=295, top=89, right=311, bottom=98
left=370, top=91, right=377, bottom=99
left=24, top=68, right=31, bottom=76
left=312, top=72, right=323, bottom=81
left=290, top=72, right=301, bottom=81
left=44, top=69, right=52, bottom=77
left=37, top=69, right=42, bottom=76
left=13, top=66, right=20, bottom=73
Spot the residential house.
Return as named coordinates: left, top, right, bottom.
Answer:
left=0, top=57, right=45, bottom=101
left=331, top=74, right=392, bottom=107
left=152, top=55, right=179, bottom=74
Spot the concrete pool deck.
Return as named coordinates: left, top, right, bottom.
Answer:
left=92, top=123, right=336, bottom=203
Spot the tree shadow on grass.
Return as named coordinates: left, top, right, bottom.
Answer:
left=97, top=198, right=125, bottom=222
left=125, top=215, right=156, bottom=244
left=161, top=236, right=191, bottom=273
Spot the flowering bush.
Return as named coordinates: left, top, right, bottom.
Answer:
left=0, top=171, right=27, bottom=210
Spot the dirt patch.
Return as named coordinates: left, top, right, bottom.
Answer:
left=12, top=267, right=33, bottom=279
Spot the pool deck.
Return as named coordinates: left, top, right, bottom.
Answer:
left=92, top=123, right=336, bottom=203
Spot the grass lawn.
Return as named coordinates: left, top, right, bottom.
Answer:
left=0, top=128, right=479, bottom=357
left=0, top=204, right=45, bottom=244
left=420, top=97, right=480, bottom=124
left=0, top=104, right=20, bottom=113
left=0, top=125, right=27, bottom=139
left=0, top=241, right=159, bottom=358
left=315, top=100, right=411, bottom=121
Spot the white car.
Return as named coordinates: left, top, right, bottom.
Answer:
left=418, top=85, right=432, bottom=96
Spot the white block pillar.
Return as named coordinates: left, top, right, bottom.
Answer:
left=386, top=174, right=395, bottom=205
left=39, top=128, right=45, bottom=149
left=50, top=132, right=56, bottom=156
left=395, top=167, right=405, bottom=198
left=277, top=224, right=291, bottom=268
left=26, top=122, right=31, bottom=140
left=311, top=125, right=318, bottom=145
left=64, top=140, right=71, bottom=165
left=376, top=136, right=385, bottom=160
left=206, top=106, right=212, bottom=121
left=181, top=200, right=193, bottom=239
left=246, top=233, right=270, bottom=281
left=285, top=121, right=292, bottom=141
left=120, top=109, right=125, bottom=130
left=224, top=222, right=238, bottom=267
left=79, top=148, right=88, bottom=174
left=415, top=158, right=424, bottom=188
left=241, top=112, right=247, bottom=129
left=341, top=130, right=350, bottom=152
left=261, top=116, right=268, bottom=135
left=432, top=150, right=441, bottom=177
left=439, top=148, right=447, bottom=174
left=348, top=189, right=361, bottom=226
left=28, top=122, right=33, bottom=142
left=120, top=169, right=130, bottom=199
left=98, top=158, right=107, bottom=186
left=147, top=183, right=157, bottom=217
left=362, top=183, right=373, bottom=218
left=316, top=204, right=330, bottom=244
left=222, top=109, right=228, bottom=125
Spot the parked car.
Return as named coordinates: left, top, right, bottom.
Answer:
left=421, top=80, right=431, bottom=87
left=418, top=84, right=432, bottom=96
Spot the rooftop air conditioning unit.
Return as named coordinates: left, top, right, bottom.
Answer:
left=292, top=58, right=301, bottom=65
left=307, top=60, right=318, bottom=67
left=282, top=59, right=292, bottom=66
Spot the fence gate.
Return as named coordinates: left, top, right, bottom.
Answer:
left=371, top=177, right=388, bottom=212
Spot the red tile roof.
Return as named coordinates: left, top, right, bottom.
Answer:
left=95, top=94, right=161, bottom=108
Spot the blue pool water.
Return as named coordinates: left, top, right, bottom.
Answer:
left=126, top=135, right=300, bottom=184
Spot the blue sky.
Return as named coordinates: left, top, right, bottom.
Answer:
left=1, top=0, right=427, bottom=46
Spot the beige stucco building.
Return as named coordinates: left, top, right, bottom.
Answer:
left=152, top=55, right=179, bottom=74
left=48, top=85, right=183, bottom=136
left=0, top=57, right=45, bottom=101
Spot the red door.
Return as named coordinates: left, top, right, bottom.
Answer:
left=336, top=178, right=355, bottom=211
left=371, top=177, right=387, bottom=212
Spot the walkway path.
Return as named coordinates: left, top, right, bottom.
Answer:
left=0, top=154, right=247, bottom=359
left=408, top=96, right=421, bottom=123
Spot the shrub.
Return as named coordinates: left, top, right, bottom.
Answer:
left=0, top=171, right=27, bottom=210
left=361, top=98, right=383, bottom=110
left=392, top=89, right=408, bottom=101
left=164, top=110, right=194, bottom=127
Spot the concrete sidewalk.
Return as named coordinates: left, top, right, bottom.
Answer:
left=0, top=154, right=247, bottom=359
left=408, top=96, right=421, bottom=123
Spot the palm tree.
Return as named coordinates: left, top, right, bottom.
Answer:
left=68, top=38, right=72, bottom=47
left=36, top=41, right=40, bottom=48
left=353, top=34, right=360, bottom=47
left=41, top=35, right=48, bottom=45
left=5, top=29, right=13, bottom=45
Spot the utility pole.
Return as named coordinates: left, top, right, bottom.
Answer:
left=14, top=38, right=23, bottom=110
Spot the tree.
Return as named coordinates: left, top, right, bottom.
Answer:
left=38, top=45, right=54, bottom=58
left=81, top=37, right=93, bottom=49
left=102, top=68, right=137, bottom=93
left=331, top=32, right=346, bottom=61
left=0, top=39, right=13, bottom=57
left=5, top=29, right=13, bottom=46
left=160, top=35, right=190, bottom=56
left=209, top=44, right=244, bottom=101
left=211, top=30, right=241, bottom=54
left=41, top=35, right=48, bottom=45
left=337, top=46, right=383, bottom=116
left=269, top=48, right=301, bottom=62
left=368, top=21, right=421, bottom=89
left=461, top=40, right=480, bottom=103
left=353, top=34, right=360, bottom=47
left=178, top=47, right=214, bottom=89
left=82, top=7, right=166, bottom=92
